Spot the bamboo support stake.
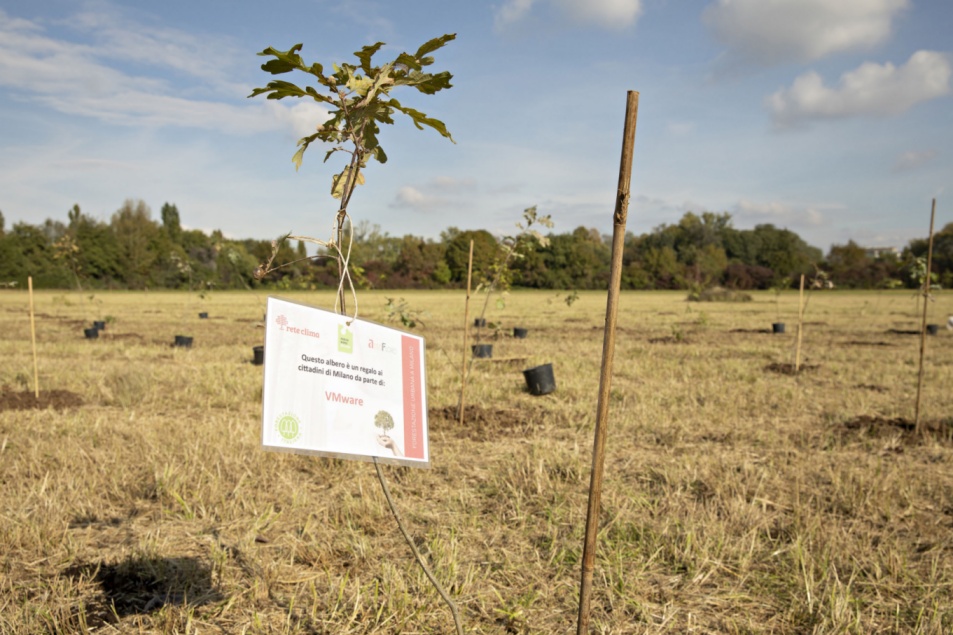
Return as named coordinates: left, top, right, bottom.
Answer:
left=28, top=276, right=39, bottom=399
left=794, top=274, right=805, bottom=372
left=458, top=240, right=475, bottom=424
left=915, top=198, right=937, bottom=434
left=577, top=90, right=639, bottom=635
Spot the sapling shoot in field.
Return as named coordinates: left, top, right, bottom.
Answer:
left=249, top=35, right=463, bottom=635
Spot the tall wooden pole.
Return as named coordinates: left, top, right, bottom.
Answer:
left=794, top=274, right=805, bottom=372
left=28, top=277, right=39, bottom=399
left=458, top=241, right=475, bottom=424
left=915, top=198, right=937, bottom=433
left=576, top=90, right=639, bottom=635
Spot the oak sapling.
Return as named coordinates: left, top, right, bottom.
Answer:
left=248, top=35, right=457, bottom=306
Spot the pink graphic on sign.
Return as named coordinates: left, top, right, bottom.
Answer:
left=401, top=335, right=424, bottom=459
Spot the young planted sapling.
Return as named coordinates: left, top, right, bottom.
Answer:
left=473, top=206, right=553, bottom=333
left=249, top=35, right=463, bottom=635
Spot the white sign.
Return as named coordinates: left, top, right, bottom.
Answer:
left=261, top=297, right=429, bottom=468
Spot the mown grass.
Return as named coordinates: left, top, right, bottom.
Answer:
left=0, top=288, right=951, bottom=634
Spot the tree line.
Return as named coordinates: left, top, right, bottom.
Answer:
left=0, top=202, right=949, bottom=292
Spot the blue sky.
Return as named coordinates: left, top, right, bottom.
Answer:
left=0, top=0, right=950, bottom=253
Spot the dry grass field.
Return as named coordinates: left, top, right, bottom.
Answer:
left=0, top=288, right=951, bottom=634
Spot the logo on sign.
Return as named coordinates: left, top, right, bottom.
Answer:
left=275, top=412, right=301, bottom=443
left=337, top=324, right=354, bottom=353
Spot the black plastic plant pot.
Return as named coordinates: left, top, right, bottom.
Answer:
left=84, top=328, right=99, bottom=340
left=474, top=318, right=486, bottom=328
left=523, top=363, right=556, bottom=396
left=472, top=344, right=493, bottom=358
left=772, top=322, right=786, bottom=334
left=174, top=335, right=193, bottom=348
left=93, top=320, right=106, bottom=330
left=199, top=312, right=209, bottom=319
left=926, top=324, right=939, bottom=336
left=513, top=327, right=528, bottom=339
left=252, top=345, right=264, bottom=365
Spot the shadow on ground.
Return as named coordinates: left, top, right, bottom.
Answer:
left=63, top=555, right=221, bottom=624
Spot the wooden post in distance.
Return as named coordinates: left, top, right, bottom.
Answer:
left=28, top=276, right=39, bottom=399
left=915, top=198, right=937, bottom=433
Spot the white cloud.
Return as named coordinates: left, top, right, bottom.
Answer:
left=733, top=199, right=829, bottom=227
left=65, top=7, right=244, bottom=91
left=431, top=176, right=477, bottom=191
left=495, top=0, right=537, bottom=29
left=766, top=51, right=952, bottom=126
left=704, top=0, right=909, bottom=66
left=892, top=149, right=938, bottom=173
left=390, top=185, right=448, bottom=213
left=0, top=8, right=324, bottom=137
left=495, top=0, right=642, bottom=30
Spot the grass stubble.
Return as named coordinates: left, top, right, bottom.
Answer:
left=0, top=289, right=950, bottom=634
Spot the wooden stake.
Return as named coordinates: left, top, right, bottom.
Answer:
left=28, top=276, right=39, bottom=399
left=577, top=90, right=639, bottom=635
left=795, top=274, right=805, bottom=372
left=915, top=198, right=937, bottom=434
left=458, top=240, right=475, bottom=424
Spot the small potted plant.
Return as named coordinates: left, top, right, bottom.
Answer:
left=770, top=277, right=791, bottom=333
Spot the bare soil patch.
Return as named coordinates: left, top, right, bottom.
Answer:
left=887, top=329, right=921, bottom=335
left=764, top=363, right=820, bottom=375
left=841, top=415, right=953, bottom=445
left=98, top=332, right=145, bottom=341
left=844, top=340, right=895, bottom=347
left=430, top=405, right=546, bottom=441
left=648, top=336, right=689, bottom=344
left=0, top=388, right=83, bottom=411
left=730, top=328, right=771, bottom=334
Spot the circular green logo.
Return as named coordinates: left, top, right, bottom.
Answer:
left=275, top=413, right=301, bottom=443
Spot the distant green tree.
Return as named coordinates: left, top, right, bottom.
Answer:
left=161, top=202, right=183, bottom=244
left=112, top=199, right=161, bottom=289
left=392, top=236, right=448, bottom=288
left=69, top=206, right=122, bottom=287
left=443, top=228, right=499, bottom=283
left=6, top=223, right=71, bottom=287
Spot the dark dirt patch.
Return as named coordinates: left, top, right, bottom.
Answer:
left=764, top=363, right=820, bottom=375
left=887, top=329, right=921, bottom=335
left=648, top=336, right=689, bottom=344
left=430, top=405, right=546, bottom=442
left=0, top=389, right=83, bottom=411
left=96, top=332, right=144, bottom=341
left=63, top=555, right=221, bottom=623
left=856, top=384, right=889, bottom=393
left=841, top=415, right=953, bottom=444
left=730, top=328, right=772, bottom=334
left=844, top=340, right=895, bottom=347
